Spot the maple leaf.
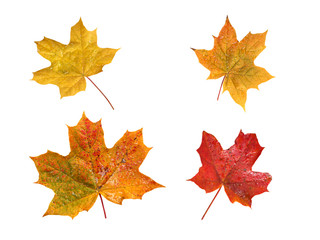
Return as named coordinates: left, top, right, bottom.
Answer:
left=189, top=130, right=272, bottom=219
left=31, top=113, right=163, bottom=219
left=192, top=17, right=273, bottom=110
left=32, top=19, right=119, bottom=109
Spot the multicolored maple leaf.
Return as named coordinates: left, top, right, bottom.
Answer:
left=31, top=113, right=163, bottom=218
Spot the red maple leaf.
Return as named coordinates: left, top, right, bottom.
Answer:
left=189, top=130, right=272, bottom=219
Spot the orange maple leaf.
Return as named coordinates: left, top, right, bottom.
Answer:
left=31, top=113, right=163, bottom=219
left=192, top=17, right=273, bottom=110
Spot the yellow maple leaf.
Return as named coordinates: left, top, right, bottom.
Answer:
left=193, top=17, right=274, bottom=110
left=33, top=19, right=119, bottom=109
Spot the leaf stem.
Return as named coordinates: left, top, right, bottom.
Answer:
left=217, top=76, right=226, bottom=101
left=86, top=76, right=114, bottom=110
left=99, top=193, right=107, bottom=219
left=201, top=186, right=222, bottom=220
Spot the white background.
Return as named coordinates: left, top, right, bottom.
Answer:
left=1, top=0, right=319, bottom=239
